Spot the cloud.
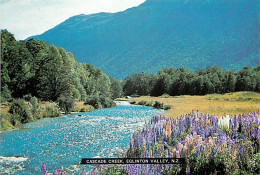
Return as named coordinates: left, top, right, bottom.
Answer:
left=0, top=0, right=145, bottom=40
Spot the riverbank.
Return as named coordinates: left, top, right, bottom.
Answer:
left=117, top=91, right=260, bottom=118
left=0, top=100, right=94, bottom=131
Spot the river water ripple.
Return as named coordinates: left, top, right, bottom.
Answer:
left=0, top=102, right=163, bottom=174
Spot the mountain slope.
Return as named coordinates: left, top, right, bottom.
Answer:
left=30, top=0, right=260, bottom=79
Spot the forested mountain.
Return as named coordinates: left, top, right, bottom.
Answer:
left=1, top=30, right=122, bottom=102
left=29, top=0, right=259, bottom=79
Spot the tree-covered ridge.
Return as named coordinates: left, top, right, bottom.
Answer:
left=30, top=0, right=259, bottom=79
left=1, top=30, right=123, bottom=102
left=123, top=66, right=260, bottom=96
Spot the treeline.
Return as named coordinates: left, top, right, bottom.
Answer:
left=123, top=66, right=260, bottom=96
left=1, top=30, right=123, bottom=103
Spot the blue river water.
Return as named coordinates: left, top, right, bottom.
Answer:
left=0, top=102, right=163, bottom=174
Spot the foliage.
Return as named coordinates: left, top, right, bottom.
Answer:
left=123, top=66, right=260, bottom=96
left=1, top=30, right=120, bottom=103
left=123, top=72, right=157, bottom=96
left=164, top=105, right=171, bottom=110
left=80, top=105, right=94, bottom=112
left=153, top=101, right=164, bottom=109
left=130, top=101, right=136, bottom=104
left=110, top=78, right=123, bottom=99
left=138, top=100, right=146, bottom=105
left=0, top=117, right=15, bottom=130
left=8, top=99, right=33, bottom=124
left=161, top=93, right=170, bottom=98
left=145, top=101, right=153, bottom=106
left=57, top=96, right=75, bottom=114
left=30, top=96, right=43, bottom=119
left=84, top=95, right=116, bottom=109
left=188, top=153, right=226, bottom=175
left=31, top=0, right=259, bottom=79
left=43, top=103, right=60, bottom=118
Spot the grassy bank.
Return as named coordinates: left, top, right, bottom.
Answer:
left=0, top=100, right=94, bottom=131
left=117, top=91, right=260, bottom=118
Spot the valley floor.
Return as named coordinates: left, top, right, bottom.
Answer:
left=118, top=91, right=260, bottom=118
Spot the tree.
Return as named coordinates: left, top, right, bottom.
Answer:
left=235, top=67, right=254, bottom=91
left=225, top=70, right=236, bottom=92
left=57, top=96, right=75, bottom=114
left=110, top=78, right=123, bottom=99
left=151, top=77, right=166, bottom=96
left=34, top=46, right=73, bottom=100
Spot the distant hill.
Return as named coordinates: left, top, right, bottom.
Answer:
left=29, top=0, right=259, bottom=79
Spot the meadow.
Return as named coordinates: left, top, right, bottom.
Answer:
left=121, top=91, right=260, bottom=118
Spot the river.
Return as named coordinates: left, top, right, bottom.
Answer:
left=0, top=101, right=163, bottom=174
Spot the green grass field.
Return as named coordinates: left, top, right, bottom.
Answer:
left=118, top=91, right=260, bottom=118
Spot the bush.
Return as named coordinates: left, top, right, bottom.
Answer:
left=9, top=114, right=22, bottom=126
left=80, top=105, right=94, bottom=112
left=138, top=101, right=146, bottom=105
left=23, top=94, right=32, bottom=101
left=0, top=117, right=15, bottom=130
left=145, top=101, right=153, bottom=106
left=84, top=95, right=116, bottom=109
left=188, top=153, right=226, bottom=175
left=57, top=97, right=75, bottom=114
left=30, top=96, right=43, bottom=119
left=44, top=105, right=60, bottom=118
left=130, top=101, right=136, bottom=104
left=73, top=107, right=81, bottom=112
left=164, top=105, right=171, bottom=110
left=8, top=99, right=33, bottom=124
left=161, top=93, right=170, bottom=98
left=153, top=101, right=164, bottom=109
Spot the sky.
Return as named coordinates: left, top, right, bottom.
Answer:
left=0, top=0, right=145, bottom=40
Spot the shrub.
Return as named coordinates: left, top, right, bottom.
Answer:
left=138, top=101, right=146, bottom=105
left=23, top=94, right=32, bottom=101
left=188, top=153, right=226, bottom=175
left=30, top=97, right=43, bottom=119
left=84, top=95, right=115, bottom=109
left=80, top=105, right=94, bottom=112
left=44, top=103, right=60, bottom=118
left=164, top=105, right=171, bottom=110
left=8, top=99, right=33, bottom=124
left=161, top=93, right=170, bottom=98
left=57, top=97, right=75, bottom=114
left=9, top=114, right=22, bottom=127
left=153, top=101, right=164, bottom=109
left=73, top=107, right=81, bottom=112
left=130, top=101, right=136, bottom=104
left=145, top=101, right=153, bottom=106
left=0, top=117, right=15, bottom=130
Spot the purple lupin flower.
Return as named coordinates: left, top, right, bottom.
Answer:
left=156, top=165, right=161, bottom=175
left=239, top=144, right=243, bottom=155
left=42, top=163, right=47, bottom=175
left=92, top=168, right=97, bottom=175
left=53, top=168, right=58, bottom=175
left=82, top=167, right=87, bottom=175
